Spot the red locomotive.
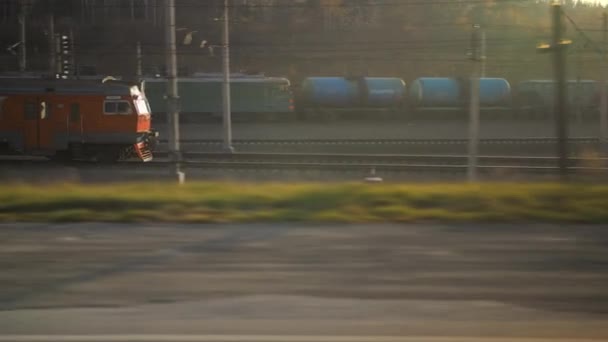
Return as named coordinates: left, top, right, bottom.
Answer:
left=0, top=77, right=158, bottom=162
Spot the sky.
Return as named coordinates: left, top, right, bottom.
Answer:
left=576, top=0, right=606, bottom=5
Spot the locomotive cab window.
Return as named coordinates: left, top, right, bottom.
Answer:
left=104, top=101, right=133, bottom=115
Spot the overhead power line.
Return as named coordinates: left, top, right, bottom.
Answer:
left=0, top=0, right=528, bottom=9
left=561, top=7, right=603, bottom=55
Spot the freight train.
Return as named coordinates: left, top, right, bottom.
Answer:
left=0, top=77, right=158, bottom=162
left=145, top=74, right=605, bottom=122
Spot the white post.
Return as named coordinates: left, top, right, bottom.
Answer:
left=222, top=0, right=234, bottom=152
left=165, top=0, right=184, bottom=183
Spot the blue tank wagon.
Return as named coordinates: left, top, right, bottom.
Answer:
left=407, top=77, right=512, bottom=119
left=296, top=76, right=406, bottom=120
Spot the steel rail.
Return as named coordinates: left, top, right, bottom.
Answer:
left=157, top=137, right=600, bottom=146
left=174, top=160, right=608, bottom=174
left=1, top=157, right=606, bottom=175
left=151, top=152, right=608, bottom=167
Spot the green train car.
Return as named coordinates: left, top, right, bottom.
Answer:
left=514, top=80, right=601, bottom=120
left=144, top=74, right=294, bottom=122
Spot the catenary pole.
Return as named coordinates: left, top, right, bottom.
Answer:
left=18, top=1, right=26, bottom=72
left=222, top=0, right=234, bottom=152
left=467, top=24, right=481, bottom=183
left=600, top=12, right=608, bottom=156
left=552, top=2, right=569, bottom=180
left=481, top=29, right=486, bottom=78
left=48, top=13, right=55, bottom=76
left=165, top=0, right=184, bottom=183
left=136, top=40, right=143, bottom=79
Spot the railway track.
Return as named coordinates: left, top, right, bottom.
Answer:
left=158, top=137, right=601, bottom=146
left=153, top=151, right=607, bottom=168
left=3, top=153, right=606, bottom=177
left=163, top=161, right=608, bottom=176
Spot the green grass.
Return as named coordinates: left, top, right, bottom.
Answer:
left=0, top=182, right=607, bottom=223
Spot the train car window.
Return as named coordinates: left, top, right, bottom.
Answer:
left=104, top=101, right=132, bottom=115
left=70, top=103, right=80, bottom=123
left=24, top=101, right=37, bottom=120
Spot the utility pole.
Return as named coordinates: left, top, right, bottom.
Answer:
left=574, top=44, right=582, bottom=124
left=70, top=28, right=77, bottom=78
left=222, top=0, right=234, bottom=152
left=55, top=34, right=62, bottom=77
left=481, top=29, right=487, bottom=78
left=467, top=24, right=482, bottom=183
left=18, top=1, right=26, bottom=72
left=538, top=2, right=571, bottom=180
left=552, top=2, right=570, bottom=180
left=165, top=0, right=184, bottom=183
left=136, top=41, right=143, bottom=79
left=48, top=14, right=55, bottom=77
left=601, top=12, right=608, bottom=156
left=152, top=0, right=158, bottom=26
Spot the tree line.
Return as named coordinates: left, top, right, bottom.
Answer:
left=0, top=0, right=605, bottom=82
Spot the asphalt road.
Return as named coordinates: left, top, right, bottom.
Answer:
left=0, top=223, right=607, bottom=340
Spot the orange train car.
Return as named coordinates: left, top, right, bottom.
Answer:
left=0, top=77, right=158, bottom=162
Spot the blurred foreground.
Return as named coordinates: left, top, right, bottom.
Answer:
left=0, top=223, right=607, bottom=340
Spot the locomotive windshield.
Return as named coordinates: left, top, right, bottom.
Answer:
left=131, top=85, right=151, bottom=115
left=135, top=98, right=151, bottom=115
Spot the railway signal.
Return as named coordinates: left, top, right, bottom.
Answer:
left=59, top=34, right=72, bottom=77
left=54, top=33, right=74, bottom=79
